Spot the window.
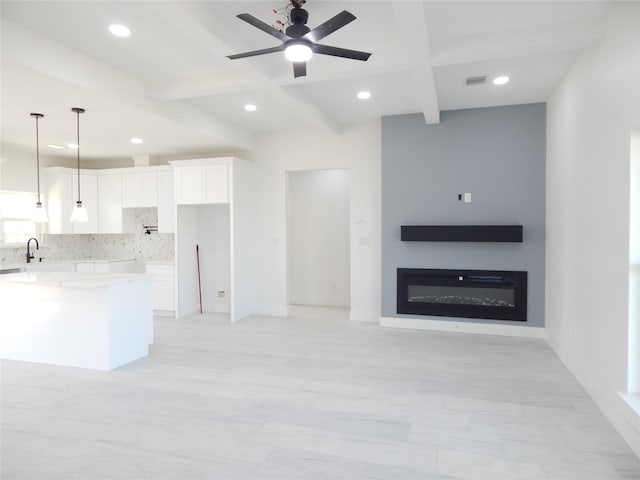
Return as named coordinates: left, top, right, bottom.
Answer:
left=0, top=190, right=37, bottom=245
left=629, top=130, right=640, bottom=395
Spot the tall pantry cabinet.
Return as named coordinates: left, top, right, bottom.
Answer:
left=170, top=157, right=254, bottom=322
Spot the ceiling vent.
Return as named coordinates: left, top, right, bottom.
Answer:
left=465, top=75, right=487, bottom=86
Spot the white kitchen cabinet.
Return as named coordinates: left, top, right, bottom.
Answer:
left=98, top=174, right=135, bottom=234
left=157, top=170, right=175, bottom=233
left=76, top=260, right=136, bottom=273
left=169, top=157, right=254, bottom=321
left=45, top=169, right=73, bottom=234
left=173, top=162, right=228, bottom=205
left=204, top=164, right=229, bottom=203
left=145, top=262, right=175, bottom=314
left=122, top=171, right=157, bottom=208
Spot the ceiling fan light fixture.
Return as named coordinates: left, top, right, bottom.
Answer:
left=284, top=44, right=313, bottom=63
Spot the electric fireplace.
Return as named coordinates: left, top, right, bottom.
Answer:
left=397, top=268, right=527, bottom=321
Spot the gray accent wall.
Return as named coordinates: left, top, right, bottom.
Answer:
left=381, top=104, right=546, bottom=327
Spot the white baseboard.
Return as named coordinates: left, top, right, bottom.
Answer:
left=546, top=335, right=640, bottom=457
left=252, top=304, right=288, bottom=318
left=349, top=309, right=379, bottom=323
left=380, top=316, right=546, bottom=338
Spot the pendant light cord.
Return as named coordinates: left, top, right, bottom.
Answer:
left=36, top=116, right=41, bottom=204
left=71, top=107, right=85, bottom=203
left=30, top=113, right=44, bottom=204
left=76, top=109, right=81, bottom=202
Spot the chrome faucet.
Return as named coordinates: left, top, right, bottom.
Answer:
left=26, top=237, right=39, bottom=263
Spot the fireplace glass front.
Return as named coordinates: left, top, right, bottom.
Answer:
left=397, top=268, right=527, bottom=321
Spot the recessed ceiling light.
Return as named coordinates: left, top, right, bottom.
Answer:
left=47, top=144, right=65, bottom=149
left=244, top=104, right=257, bottom=112
left=357, top=91, right=372, bottom=100
left=130, top=137, right=143, bottom=144
left=67, top=143, right=79, bottom=149
left=493, top=76, right=510, bottom=85
left=109, top=24, right=131, bottom=37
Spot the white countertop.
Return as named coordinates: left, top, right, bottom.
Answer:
left=0, top=271, right=149, bottom=288
left=75, top=259, right=136, bottom=264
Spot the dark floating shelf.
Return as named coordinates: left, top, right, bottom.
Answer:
left=401, top=225, right=523, bottom=243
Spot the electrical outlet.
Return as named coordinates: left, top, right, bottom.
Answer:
left=217, top=290, right=226, bottom=298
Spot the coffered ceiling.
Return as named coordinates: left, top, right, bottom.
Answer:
left=0, top=0, right=614, bottom=162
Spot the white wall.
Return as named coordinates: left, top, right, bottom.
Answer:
left=199, top=204, right=231, bottom=313
left=546, top=1, right=640, bottom=455
left=230, top=158, right=256, bottom=322
left=631, top=130, right=640, bottom=395
left=176, top=205, right=199, bottom=317
left=0, top=146, right=36, bottom=192
left=248, top=121, right=381, bottom=321
left=176, top=204, right=231, bottom=316
left=288, top=169, right=350, bottom=307
left=0, top=144, right=83, bottom=192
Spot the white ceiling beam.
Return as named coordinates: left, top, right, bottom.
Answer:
left=147, top=62, right=411, bottom=100
left=144, top=2, right=341, bottom=134
left=429, top=25, right=606, bottom=67
left=2, top=21, right=252, bottom=150
left=391, top=1, right=440, bottom=124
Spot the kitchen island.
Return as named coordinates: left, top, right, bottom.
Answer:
left=0, top=271, right=153, bottom=371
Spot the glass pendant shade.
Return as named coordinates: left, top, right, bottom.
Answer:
left=70, top=201, right=88, bottom=223
left=33, top=202, right=49, bottom=223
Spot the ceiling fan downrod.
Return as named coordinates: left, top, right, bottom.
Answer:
left=286, top=1, right=310, bottom=38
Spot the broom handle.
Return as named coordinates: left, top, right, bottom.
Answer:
left=196, top=244, right=203, bottom=314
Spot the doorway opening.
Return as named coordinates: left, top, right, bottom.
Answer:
left=286, top=169, right=350, bottom=318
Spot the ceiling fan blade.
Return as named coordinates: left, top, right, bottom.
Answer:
left=303, top=10, right=356, bottom=43
left=236, top=13, right=290, bottom=42
left=227, top=45, right=285, bottom=60
left=293, top=61, right=307, bottom=78
left=312, top=44, right=372, bottom=61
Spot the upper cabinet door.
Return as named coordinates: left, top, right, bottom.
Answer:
left=203, top=165, right=229, bottom=204
left=122, top=172, right=158, bottom=208
left=174, top=166, right=203, bottom=205
left=157, top=171, right=175, bottom=233
left=45, top=171, right=73, bottom=234
left=173, top=161, right=230, bottom=205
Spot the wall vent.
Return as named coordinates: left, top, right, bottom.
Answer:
left=465, top=75, right=487, bottom=86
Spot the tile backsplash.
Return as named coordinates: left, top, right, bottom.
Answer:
left=1, top=208, right=174, bottom=266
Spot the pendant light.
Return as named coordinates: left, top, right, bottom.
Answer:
left=69, top=107, right=88, bottom=223
left=30, top=112, right=48, bottom=223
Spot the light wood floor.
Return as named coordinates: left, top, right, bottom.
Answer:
left=2, top=310, right=639, bottom=479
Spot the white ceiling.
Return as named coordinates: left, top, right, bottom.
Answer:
left=0, top=0, right=614, bottom=163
